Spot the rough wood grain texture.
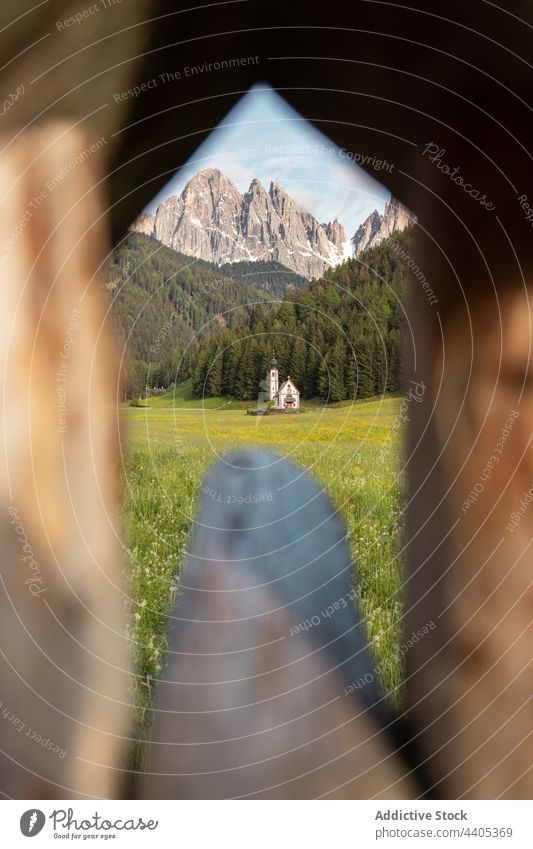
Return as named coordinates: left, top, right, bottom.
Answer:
left=0, top=123, right=130, bottom=798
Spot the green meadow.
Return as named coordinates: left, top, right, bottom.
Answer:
left=122, top=393, right=406, bottom=767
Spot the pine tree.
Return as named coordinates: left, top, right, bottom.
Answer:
left=387, top=329, right=401, bottom=393
left=328, top=338, right=347, bottom=402
left=289, top=338, right=307, bottom=389
left=237, top=345, right=258, bottom=400
left=207, top=345, right=224, bottom=396
left=304, top=346, right=320, bottom=398
left=318, top=357, right=330, bottom=401
left=372, top=335, right=387, bottom=395
left=192, top=348, right=210, bottom=397
left=344, top=352, right=358, bottom=401
left=225, top=340, right=240, bottom=396
left=353, top=335, right=374, bottom=398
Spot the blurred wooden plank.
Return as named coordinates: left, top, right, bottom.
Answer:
left=142, top=451, right=417, bottom=799
left=0, top=123, right=129, bottom=798
left=0, top=0, right=155, bottom=166
left=406, top=271, right=533, bottom=799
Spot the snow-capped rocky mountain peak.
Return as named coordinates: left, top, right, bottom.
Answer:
left=130, top=169, right=414, bottom=277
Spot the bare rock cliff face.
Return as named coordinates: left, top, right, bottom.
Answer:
left=351, top=198, right=415, bottom=256
left=130, top=211, right=155, bottom=236
left=131, top=168, right=346, bottom=278
left=130, top=170, right=415, bottom=276
left=324, top=219, right=347, bottom=248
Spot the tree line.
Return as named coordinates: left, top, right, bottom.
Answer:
left=104, top=232, right=307, bottom=399
left=191, top=230, right=412, bottom=403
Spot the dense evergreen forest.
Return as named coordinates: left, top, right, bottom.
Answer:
left=191, top=230, right=412, bottom=402
left=107, top=229, right=412, bottom=401
left=104, top=232, right=307, bottom=397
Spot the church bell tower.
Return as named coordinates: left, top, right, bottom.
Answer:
left=269, top=352, right=279, bottom=401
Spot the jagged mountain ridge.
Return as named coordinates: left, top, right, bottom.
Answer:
left=351, top=197, right=415, bottom=256
left=131, top=168, right=349, bottom=278
left=131, top=168, right=413, bottom=277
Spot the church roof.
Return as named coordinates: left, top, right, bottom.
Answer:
left=270, top=353, right=278, bottom=367
left=278, top=378, right=299, bottom=393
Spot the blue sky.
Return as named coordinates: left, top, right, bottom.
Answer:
left=145, top=84, right=391, bottom=238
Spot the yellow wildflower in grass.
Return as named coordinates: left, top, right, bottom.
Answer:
left=121, top=396, right=406, bottom=767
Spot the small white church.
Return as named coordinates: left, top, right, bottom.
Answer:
left=268, top=353, right=300, bottom=411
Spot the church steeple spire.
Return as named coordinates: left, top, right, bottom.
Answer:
left=269, top=350, right=279, bottom=400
